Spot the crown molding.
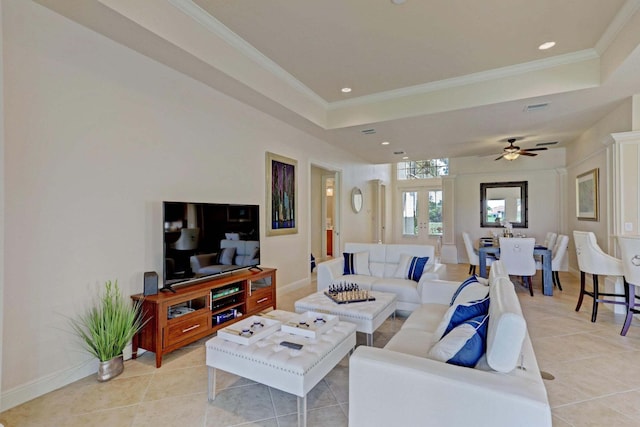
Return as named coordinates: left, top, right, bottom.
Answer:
left=595, top=0, right=640, bottom=54
left=328, top=49, right=599, bottom=110
left=168, top=0, right=328, bottom=108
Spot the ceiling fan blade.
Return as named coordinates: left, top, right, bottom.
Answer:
left=519, top=151, right=538, bottom=156
left=494, top=154, right=505, bottom=160
left=522, top=147, right=548, bottom=152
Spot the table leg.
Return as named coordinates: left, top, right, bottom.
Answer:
left=542, top=251, right=553, bottom=296
left=297, top=395, right=307, bottom=427
left=366, top=333, right=373, bottom=346
left=479, top=250, right=487, bottom=277
left=207, top=366, right=216, bottom=402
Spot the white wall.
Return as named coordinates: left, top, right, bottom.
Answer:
left=450, top=151, right=566, bottom=264
left=565, top=99, right=632, bottom=265
left=1, top=0, right=389, bottom=409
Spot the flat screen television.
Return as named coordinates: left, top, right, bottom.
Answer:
left=162, top=201, right=260, bottom=291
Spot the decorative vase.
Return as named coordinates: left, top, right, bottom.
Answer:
left=97, top=355, right=124, bottom=382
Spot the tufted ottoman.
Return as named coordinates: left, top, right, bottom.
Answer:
left=206, top=310, right=356, bottom=427
left=294, top=290, right=397, bottom=346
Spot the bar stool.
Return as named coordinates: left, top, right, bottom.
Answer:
left=616, top=236, right=640, bottom=336
left=573, top=231, right=625, bottom=322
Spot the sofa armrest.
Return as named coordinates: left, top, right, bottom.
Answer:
left=349, top=346, right=551, bottom=427
left=317, top=257, right=344, bottom=291
left=418, top=278, right=459, bottom=304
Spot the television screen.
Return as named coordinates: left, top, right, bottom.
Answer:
left=163, top=201, right=260, bottom=289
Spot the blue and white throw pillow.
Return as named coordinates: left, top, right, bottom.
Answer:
left=449, top=275, right=489, bottom=306
left=434, top=296, right=490, bottom=340
left=393, top=254, right=429, bottom=282
left=343, top=252, right=371, bottom=275
left=428, top=314, right=489, bottom=368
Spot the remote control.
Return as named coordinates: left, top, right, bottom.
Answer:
left=280, top=341, right=303, bottom=350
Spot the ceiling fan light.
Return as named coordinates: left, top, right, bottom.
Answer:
left=504, top=152, right=520, bottom=161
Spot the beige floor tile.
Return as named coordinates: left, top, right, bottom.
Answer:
left=143, top=365, right=209, bottom=402
left=553, top=399, right=638, bottom=426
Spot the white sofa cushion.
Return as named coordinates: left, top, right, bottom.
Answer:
left=401, top=303, right=449, bottom=331
left=371, top=278, right=421, bottom=305
left=342, top=251, right=371, bottom=276
left=332, top=274, right=378, bottom=290
left=384, top=329, right=436, bottom=357
left=428, top=314, right=489, bottom=367
left=486, top=277, right=527, bottom=373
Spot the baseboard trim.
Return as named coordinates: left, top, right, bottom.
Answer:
left=276, top=277, right=311, bottom=295
left=1, top=358, right=98, bottom=412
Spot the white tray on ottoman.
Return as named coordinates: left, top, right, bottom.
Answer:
left=281, top=311, right=339, bottom=339
left=216, top=315, right=281, bottom=345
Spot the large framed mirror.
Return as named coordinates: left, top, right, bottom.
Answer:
left=480, top=181, right=528, bottom=228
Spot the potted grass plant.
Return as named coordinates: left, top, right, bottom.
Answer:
left=70, top=280, right=146, bottom=381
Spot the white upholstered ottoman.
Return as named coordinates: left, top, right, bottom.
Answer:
left=294, top=290, right=397, bottom=346
left=206, top=310, right=356, bottom=427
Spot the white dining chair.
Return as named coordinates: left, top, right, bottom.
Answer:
left=573, top=231, right=625, bottom=322
left=499, top=237, right=536, bottom=296
left=535, top=234, right=569, bottom=290
left=544, top=232, right=557, bottom=253
left=462, top=231, right=495, bottom=275
left=616, top=236, right=640, bottom=336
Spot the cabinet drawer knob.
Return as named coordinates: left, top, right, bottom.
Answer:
left=182, top=324, right=201, bottom=333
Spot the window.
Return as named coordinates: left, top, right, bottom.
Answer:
left=397, top=159, right=449, bottom=180
left=401, top=191, right=418, bottom=236
left=428, top=190, right=443, bottom=235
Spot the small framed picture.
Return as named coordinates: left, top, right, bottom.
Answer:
left=576, top=168, right=599, bottom=221
left=266, top=152, right=298, bottom=236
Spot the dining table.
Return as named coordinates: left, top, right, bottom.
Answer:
left=478, top=244, right=554, bottom=296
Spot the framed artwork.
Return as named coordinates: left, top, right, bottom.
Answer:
left=576, top=168, right=599, bottom=221
left=266, top=152, right=298, bottom=236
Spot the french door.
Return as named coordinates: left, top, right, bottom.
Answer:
left=398, top=188, right=443, bottom=248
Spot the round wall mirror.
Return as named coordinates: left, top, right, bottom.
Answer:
left=351, top=187, right=363, bottom=213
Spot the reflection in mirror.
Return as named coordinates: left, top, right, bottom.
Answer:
left=480, top=181, right=528, bottom=228
left=351, top=187, right=363, bottom=213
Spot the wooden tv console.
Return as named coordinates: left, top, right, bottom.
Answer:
left=131, top=267, right=276, bottom=368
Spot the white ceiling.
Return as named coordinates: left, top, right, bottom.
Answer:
left=36, top=0, right=640, bottom=163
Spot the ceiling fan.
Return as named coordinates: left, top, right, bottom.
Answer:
left=495, top=138, right=548, bottom=161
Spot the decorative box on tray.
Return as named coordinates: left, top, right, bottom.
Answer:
left=217, top=315, right=281, bottom=345
left=281, top=311, right=339, bottom=339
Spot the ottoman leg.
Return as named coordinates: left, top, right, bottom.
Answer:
left=207, top=366, right=217, bottom=402
left=297, top=395, right=307, bottom=427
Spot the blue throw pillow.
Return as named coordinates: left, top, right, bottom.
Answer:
left=437, top=296, right=490, bottom=339
left=449, top=275, right=481, bottom=306
left=342, top=252, right=370, bottom=275
left=393, top=254, right=429, bottom=282
left=428, top=314, right=489, bottom=368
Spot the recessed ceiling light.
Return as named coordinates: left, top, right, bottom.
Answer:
left=538, top=41, right=556, bottom=50
left=381, top=141, right=390, bottom=145
left=341, top=87, right=352, bottom=93
left=391, top=0, right=407, bottom=4
left=402, top=156, right=409, bottom=160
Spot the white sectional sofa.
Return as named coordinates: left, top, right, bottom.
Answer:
left=348, top=261, right=552, bottom=427
left=317, top=242, right=446, bottom=312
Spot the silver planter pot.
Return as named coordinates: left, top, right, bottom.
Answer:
left=97, top=355, right=124, bottom=382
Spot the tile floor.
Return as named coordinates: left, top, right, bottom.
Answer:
left=2, top=264, right=640, bottom=426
